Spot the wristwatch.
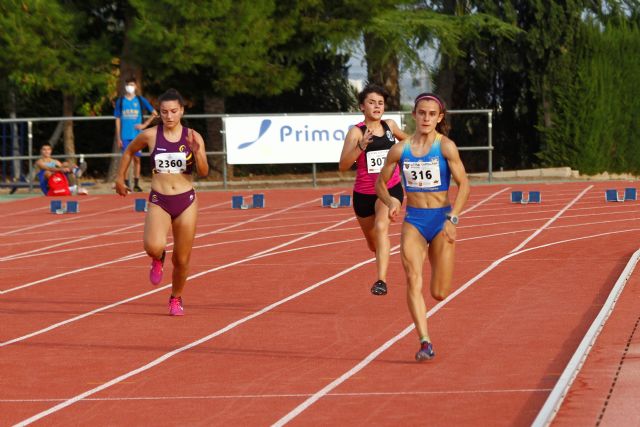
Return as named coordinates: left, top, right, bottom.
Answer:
left=446, top=214, right=459, bottom=225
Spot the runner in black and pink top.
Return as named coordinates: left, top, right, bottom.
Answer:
left=339, top=84, right=408, bottom=296
left=116, top=88, right=209, bottom=316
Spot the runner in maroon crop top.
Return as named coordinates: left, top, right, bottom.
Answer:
left=116, top=88, right=209, bottom=316
left=339, top=84, right=408, bottom=296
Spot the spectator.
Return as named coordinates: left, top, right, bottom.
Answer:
left=114, top=76, right=158, bottom=192
left=35, top=143, right=87, bottom=195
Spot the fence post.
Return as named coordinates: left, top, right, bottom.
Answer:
left=312, top=163, right=317, bottom=188
left=28, top=121, right=34, bottom=191
left=221, top=121, right=228, bottom=189
left=488, top=111, right=493, bottom=183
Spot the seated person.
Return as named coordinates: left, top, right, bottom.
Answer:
left=35, top=143, right=87, bottom=195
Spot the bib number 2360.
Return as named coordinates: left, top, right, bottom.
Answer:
left=155, top=152, right=187, bottom=174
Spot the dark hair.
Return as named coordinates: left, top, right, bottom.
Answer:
left=358, top=84, right=388, bottom=105
left=125, top=76, right=136, bottom=84
left=413, top=92, right=449, bottom=135
left=40, top=142, right=52, bottom=149
left=158, top=88, right=185, bottom=107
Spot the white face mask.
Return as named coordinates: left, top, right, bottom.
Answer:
left=125, top=85, right=135, bottom=95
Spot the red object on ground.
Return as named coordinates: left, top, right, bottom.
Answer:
left=46, top=172, right=71, bottom=196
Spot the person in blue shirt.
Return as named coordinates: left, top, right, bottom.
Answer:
left=114, top=76, right=157, bottom=192
left=376, top=93, right=470, bottom=362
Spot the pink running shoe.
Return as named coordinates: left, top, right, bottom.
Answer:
left=168, top=296, right=184, bottom=316
left=149, top=250, right=166, bottom=286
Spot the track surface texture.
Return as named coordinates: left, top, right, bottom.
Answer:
left=1, top=182, right=639, bottom=426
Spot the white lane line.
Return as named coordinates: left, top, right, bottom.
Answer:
left=272, top=227, right=637, bottom=427
left=248, top=218, right=354, bottom=258
left=0, top=204, right=127, bottom=237
left=510, top=186, right=592, bottom=253
left=532, top=247, right=640, bottom=427
left=3, top=388, right=552, bottom=403
left=11, top=258, right=377, bottom=427
left=0, top=200, right=230, bottom=261
left=0, top=215, right=361, bottom=346
left=0, top=199, right=319, bottom=295
left=10, top=188, right=509, bottom=425
left=0, top=224, right=142, bottom=262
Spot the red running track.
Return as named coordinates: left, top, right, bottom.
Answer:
left=1, top=182, right=639, bottom=426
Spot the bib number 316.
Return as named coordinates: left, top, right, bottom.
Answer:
left=403, top=158, right=441, bottom=188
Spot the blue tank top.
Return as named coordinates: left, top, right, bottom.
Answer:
left=400, top=133, right=450, bottom=193
left=151, top=125, right=194, bottom=175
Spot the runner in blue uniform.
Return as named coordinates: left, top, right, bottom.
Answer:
left=376, top=93, right=470, bottom=361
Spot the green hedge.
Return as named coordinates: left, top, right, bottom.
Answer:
left=539, top=21, right=640, bottom=174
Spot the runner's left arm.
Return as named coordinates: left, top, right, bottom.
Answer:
left=441, top=137, right=470, bottom=242
left=385, top=119, right=409, bottom=142
left=138, top=97, right=158, bottom=130
left=189, top=130, right=210, bottom=177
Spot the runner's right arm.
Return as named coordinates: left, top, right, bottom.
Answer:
left=376, top=143, right=403, bottom=220
left=338, top=126, right=373, bottom=171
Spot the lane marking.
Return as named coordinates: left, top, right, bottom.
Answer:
left=0, top=224, right=141, bottom=262
left=0, top=215, right=365, bottom=346
left=0, top=204, right=128, bottom=237
left=531, top=248, right=640, bottom=427
left=3, top=388, right=552, bottom=403
left=510, top=186, right=592, bottom=253
left=248, top=217, right=354, bottom=258
left=9, top=189, right=508, bottom=425
left=274, top=216, right=640, bottom=426
left=0, top=198, right=319, bottom=295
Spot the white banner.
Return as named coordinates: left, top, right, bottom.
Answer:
left=224, top=114, right=403, bottom=164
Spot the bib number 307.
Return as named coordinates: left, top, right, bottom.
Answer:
left=366, top=149, right=389, bottom=174
left=155, top=152, right=187, bottom=174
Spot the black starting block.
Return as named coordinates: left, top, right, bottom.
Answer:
left=511, top=191, right=541, bottom=204
left=232, top=194, right=265, bottom=209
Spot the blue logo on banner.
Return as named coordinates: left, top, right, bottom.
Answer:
left=238, top=119, right=272, bottom=149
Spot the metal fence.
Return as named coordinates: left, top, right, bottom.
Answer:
left=0, top=109, right=493, bottom=192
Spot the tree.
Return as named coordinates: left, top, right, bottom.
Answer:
left=126, top=0, right=303, bottom=173
left=0, top=0, right=111, bottom=164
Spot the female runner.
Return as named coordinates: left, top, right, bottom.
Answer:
left=376, top=93, right=470, bottom=360
left=339, top=84, right=408, bottom=296
left=116, top=89, right=209, bottom=316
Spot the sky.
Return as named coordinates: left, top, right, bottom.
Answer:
left=346, top=43, right=436, bottom=107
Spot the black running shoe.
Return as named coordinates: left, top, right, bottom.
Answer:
left=370, top=280, right=387, bottom=296
left=133, top=185, right=143, bottom=192
left=415, top=341, right=435, bottom=361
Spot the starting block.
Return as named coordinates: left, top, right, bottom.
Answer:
left=511, top=191, right=541, bottom=204
left=624, top=188, right=637, bottom=201
left=50, top=200, right=79, bottom=214
left=231, top=194, right=265, bottom=209
left=605, top=188, right=636, bottom=202
left=50, top=200, right=63, bottom=213
left=66, top=201, right=79, bottom=213
left=321, top=194, right=351, bottom=208
left=134, top=198, right=147, bottom=212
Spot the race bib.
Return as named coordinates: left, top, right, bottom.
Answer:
left=366, top=149, right=389, bottom=174
left=403, top=158, right=441, bottom=188
left=155, top=152, right=187, bottom=174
